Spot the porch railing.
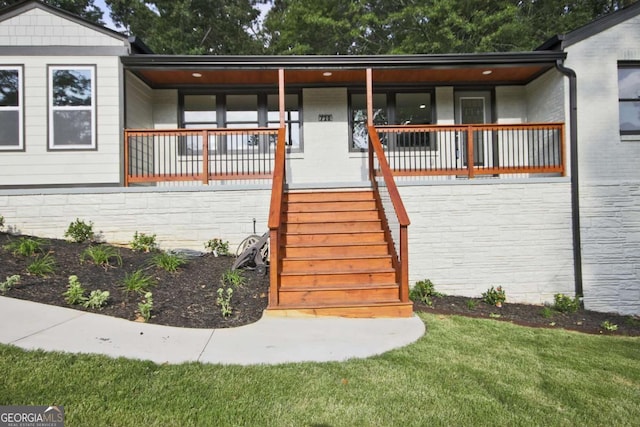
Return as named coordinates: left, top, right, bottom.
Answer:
left=368, top=125, right=410, bottom=303
left=375, top=123, right=565, bottom=178
left=124, top=128, right=279, bottom=186
left=268, top=128, right=286, bottom=308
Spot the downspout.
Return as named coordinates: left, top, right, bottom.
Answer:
left=555, top=59, right=584, bottom=298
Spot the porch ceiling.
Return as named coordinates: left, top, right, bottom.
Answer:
left=122, top=52, right=565, bottom=89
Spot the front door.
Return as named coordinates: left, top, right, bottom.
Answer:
left=455, top=91, right=491, bottom=168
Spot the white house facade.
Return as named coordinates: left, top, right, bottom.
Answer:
left=0, top=0, right=639, bottom=315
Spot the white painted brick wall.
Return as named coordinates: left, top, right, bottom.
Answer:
left=0, top=188, right=271, bottom=251
left=399, top=180, right=575, bottom=305
left=564, top=13, right=640, bottom=315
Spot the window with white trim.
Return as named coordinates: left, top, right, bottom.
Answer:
left=0, top=66, right=23, bottom=150
left=49, top=65, right=96, bottom=149
left=618, top=65, right=640, bottom=135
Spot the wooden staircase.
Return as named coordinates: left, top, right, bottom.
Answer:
left=267, top=189, right=413, bottom=318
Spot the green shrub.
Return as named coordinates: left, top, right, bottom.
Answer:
left=205, top=238, right=230, bottom=256
left=152, top=251, right=186, bottom=272
left=83, top=290, right=109, bottom=309
left=482, top=286, right=506, bottom=307
left=0, top=275, right=20, bottom=292
left=131, top=232, right=158, bottom=253
left=600, top=320, right=618, bottom=332
left=138, top=292, right=154, bottom=322
left=26, top=254, right=56, bottom=277
left=63, top=275, right=87, bottom=305
left=221, top=269, right=246, bottom=288
left=65, top=219, right=95, bottom=243
left=553, top=293, right=580, bottom=313
left=0, top=215, right=4, bottom=230
left=409, top=279, right=441, bottom=306
left=5, top=237, right=44, bottom=257
left=216, top=287, right=233, bottom=317
left=121, top=270, right=156, bottom=294
left=81, top=245, right=122, bottom=267
left=466, top=299, right=478, bottom=310
left=540, top=306, right=554, bottom=319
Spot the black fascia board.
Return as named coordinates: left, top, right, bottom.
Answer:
left=121, top=51, right=566, bottom=71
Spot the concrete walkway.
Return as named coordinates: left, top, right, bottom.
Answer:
left=0, top=296, right=425, bottom=365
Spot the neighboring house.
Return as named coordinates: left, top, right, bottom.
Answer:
left=0, top=0, right=638, bottom=315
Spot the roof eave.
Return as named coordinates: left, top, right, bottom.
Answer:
left=121, top=51, right=566, bottom=70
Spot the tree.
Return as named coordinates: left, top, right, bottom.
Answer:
left=261, top=0, right=640, bottom=55
left=105, top=0, right=265, bottom=54
left=0, top=0, right=103, bottom=24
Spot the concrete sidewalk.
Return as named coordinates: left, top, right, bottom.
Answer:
left=0, top=296, right=425, bottom=365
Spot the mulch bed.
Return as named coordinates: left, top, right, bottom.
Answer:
left=0, top=232, right=269, bottom=329
left=2, top=231, right=639, bottom=335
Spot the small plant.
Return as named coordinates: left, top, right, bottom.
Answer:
left=540, top=306, right=554, bottom=319
left=489, top=313, right=502, bottom=319
left=625, top=316, right=640, bottom=327
left=64, top=218, right=95, bottom=243
left=26, top=254, right=56, bottom=277
left=0, top=275, right=20, bottom=292
left=131, top=231, right=158, bottom=253
left=121, top=269, right=156, bottom=294
left=81, top=245, right=122, bottom=267
left=216, top=287, right=233, bottom=317
left=83, top=290, right=109, bottom=309
left=5, top=237, right=43, bottom=257
left=152, top=251, right=186, bottom=272
left=600, top=320, right=618, bottom=332
left=482, top=286, right=506, bottom=307
left=205, top=238, right=230, bottom=257
left=137, top=292, right=154, bottom=322
left=409, top=279, right=442, bottom=307
left=0, top=215, right=4, bottom=230
left=466, top=299, right=478, bottom=310
left=221, top=269, right=246, bottom=288
left=553, top=293, right=580, bottom=313
left=63, top=275, right=87, bottom=305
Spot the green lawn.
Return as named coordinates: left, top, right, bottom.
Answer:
left=1, top=313, right=639, bottom=426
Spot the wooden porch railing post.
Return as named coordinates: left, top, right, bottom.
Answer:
left=124, top=130, right=130, bottom=187
left=399, top=225, right=409, bottom=303
left=201, top=130, right=209, bottom=185
left=560, top=123, right=567, bottom=177
left=467, top=125, right=475, bottom=179
left=366, top=68, right=375, bottom=182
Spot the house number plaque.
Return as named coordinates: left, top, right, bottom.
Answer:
left=318, top=114, right=333, bottom=122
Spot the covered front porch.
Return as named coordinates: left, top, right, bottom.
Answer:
left=121, top=52, right=569, bottom=317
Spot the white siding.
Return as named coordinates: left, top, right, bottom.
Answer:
left=0, top=8, right=124, bottom=47
left=125, top=72, right=153, bottom=129
left=0, top=55, right=123, bottom=186
left=565, top=14, right=640, bottom=314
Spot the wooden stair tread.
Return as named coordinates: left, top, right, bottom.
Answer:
left=271, top=300, right=408, bottom=309
left=283, top=242, right=387, bottom=248
left=280, top=268, right=396, bottom=276
left=280, top=283, right=399, bottom=291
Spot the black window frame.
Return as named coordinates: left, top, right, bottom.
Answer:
left=178, top=89, right=303, bottom=154
left=348, top=87, right=436, bottom=152
left=618, top=63, right=640, bottom=136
